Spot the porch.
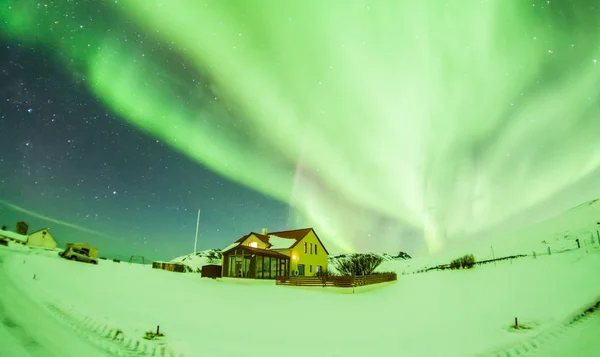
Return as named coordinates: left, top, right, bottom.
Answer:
left=222, top=246, right=290, bottom=279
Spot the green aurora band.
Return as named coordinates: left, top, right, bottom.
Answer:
left=2, top=1, right=599, bottom=254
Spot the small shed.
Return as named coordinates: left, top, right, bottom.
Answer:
left=201, top=264, right=222, bottom=279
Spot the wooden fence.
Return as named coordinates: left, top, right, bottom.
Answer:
left=276, top=273, right=397, bottom=288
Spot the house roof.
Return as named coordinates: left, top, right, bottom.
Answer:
left=234, top=233, right=271, bottom=246
left=223, top=245, right=290, bottom=259
left=29, top=228, right=50, bottom=235
left=227, top=228, right=329, bottom=255
left=0, top=230, right=28, bottom=242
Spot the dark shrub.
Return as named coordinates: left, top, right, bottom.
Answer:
left=334, top=253, right=383, bottom=276
left=450, top=254, right=476, bottom=269
left=205, top=250, right=222, bottom=264
left=395, top=251, right=412, bottom=259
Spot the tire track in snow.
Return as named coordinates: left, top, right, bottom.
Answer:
left=479, top=298, right=600, bottom=357
left=0, top=251, right=110, bottom=357
left=45, top=303, right=184, bottom=357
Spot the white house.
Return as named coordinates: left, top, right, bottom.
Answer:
left=0, top=229, right=28, bottom=245
left=0, top=223, right=58, bottom=250
left=26, top=228, right=57, bottom=250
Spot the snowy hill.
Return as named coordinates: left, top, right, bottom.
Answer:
left=170, top=249, right=222, bottom=273
left=375, top=196, right=600, bottom=275
left=329, top=251, right=411, bottom=264
left=328, top=251, right=411, bottom=273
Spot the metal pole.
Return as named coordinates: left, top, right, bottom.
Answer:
left=194, top=209, right=201, bottom=255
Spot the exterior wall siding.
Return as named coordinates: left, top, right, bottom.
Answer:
left=26, top=229, right=57, bottom=249
left=289, top=231, right=328, bottom=276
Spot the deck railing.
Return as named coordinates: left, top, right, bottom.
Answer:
left=275, top=273, right=397, bottom=288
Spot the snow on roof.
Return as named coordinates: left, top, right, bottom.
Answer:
left=0, top=230, right=28, bottom=242
left=222, top=242, right=240, bottom=252
left=267, top=235, right=296, bottom=249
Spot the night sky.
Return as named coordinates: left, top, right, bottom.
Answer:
left=1, top=1, right=600, bottom=260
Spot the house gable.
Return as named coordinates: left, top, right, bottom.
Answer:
left=27, top=228, right=57, bottom=249
left=269, top=228, right=329, bottom=256
left=237, top=233, right=271, bottom=249
left=270, top=228, right=329, bottom=276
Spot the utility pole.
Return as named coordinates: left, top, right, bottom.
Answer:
left=491, top=245, right=496, bottom=267
left=194, top=209, right=201, bottom=255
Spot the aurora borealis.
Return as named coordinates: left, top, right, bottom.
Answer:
left=1, top=1, right=599, bottom=257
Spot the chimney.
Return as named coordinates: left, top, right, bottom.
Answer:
left=16, top=221, right=28, bottom=235
left=261, top=228, right=268, bottom=235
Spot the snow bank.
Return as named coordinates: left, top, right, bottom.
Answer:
left=4, top=243, right=600, bottom=357
left=170, top=249, right=222, bottom=273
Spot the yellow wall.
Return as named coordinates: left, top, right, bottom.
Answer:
left=26, top=229, right=57, bottom=250
left=288, top=230, right=328, bottom=276
left=240, top=234, right=269, bottom=249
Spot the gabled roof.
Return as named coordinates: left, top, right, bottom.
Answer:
left=226, top=228, right=329, bottom=255
left=269, top=228, right=330, bottom=255
left=29, top=228, right=50, bottom=235
left=235, top=233, right=271, bottom=246
left=243, top=246, right=290, bottom=259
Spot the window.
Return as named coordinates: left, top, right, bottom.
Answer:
left=310, top=265, right=312, bottom=273
left=304, top=242, right=307, bottom=253
left=315, top=245, right=318, bottom=255
left=270, top=258, right=277, bottom=278
left=310, top=243, right=313, bottom=254
left=263, top=256, right=271, bottom=277
left=248, top=241, right=258, bottom=248
left=256, top=256, right=263, bottom=278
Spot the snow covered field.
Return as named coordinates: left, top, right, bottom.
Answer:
left=1, top=241, right=599, bottom=357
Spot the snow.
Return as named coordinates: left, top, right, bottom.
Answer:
left=2, top=200, right=600, bottom=356
left=1, top=240, right=600, bottom=357
left=221, top=242, right=239, bottom=253
left=0, top=229, right=28, bottom=243
left=267, top=235, right=296, bottom=249
left=169, top=249, right=222, bottom=273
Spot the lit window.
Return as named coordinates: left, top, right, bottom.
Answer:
left=249, top=241, right=258, bottom=248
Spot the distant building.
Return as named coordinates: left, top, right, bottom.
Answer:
left=0, top=222, right=57, bottom=250
left=152, top=261, right=186, bottom=273
left=0, top=226, right=28, bottom=245
left=26, top=228, right=57, bottom=250
left=221, top=228, right=329, bottom=279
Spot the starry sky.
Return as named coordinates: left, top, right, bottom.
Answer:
left=1, top=1, right=599, bottom=261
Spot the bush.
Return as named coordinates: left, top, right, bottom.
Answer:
left=395, top=251, right=412, bottom=260
left=449, top=254, right=476, bottom=270
left=205, top=250, right=222, bottom=264
left=333, top=253, right=383, bottom=276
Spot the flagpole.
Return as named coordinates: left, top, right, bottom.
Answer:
left=194, top=209, right=200, bottom=255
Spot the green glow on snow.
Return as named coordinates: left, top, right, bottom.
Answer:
left=2, top=1, right=599, bottom=253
